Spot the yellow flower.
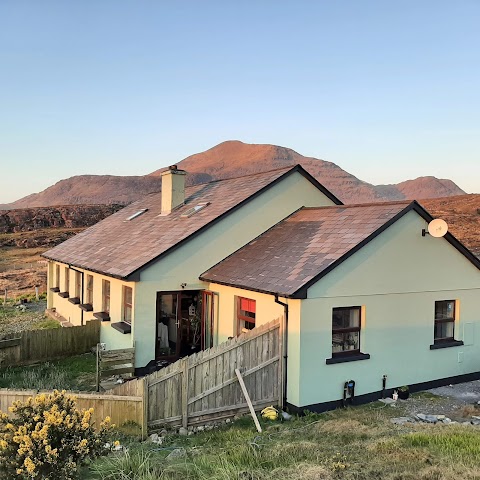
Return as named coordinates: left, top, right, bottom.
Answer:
left=113, top=440, right=120, bottom=447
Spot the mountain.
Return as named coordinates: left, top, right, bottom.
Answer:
left=1, top=141, right=466, bottom=208
left=422, top=194, right=480, bottom=258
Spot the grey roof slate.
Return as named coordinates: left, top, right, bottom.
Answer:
left=200, top=202, right=413, bottom=296
left=42, top=166, right=302, bottom=278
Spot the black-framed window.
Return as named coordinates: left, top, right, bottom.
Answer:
left=237, top=297, right=256, bottom=335
left=123, top=286, right=132, bottom=325
left=434, top=300, right=455, bottom=343
left=332, top=307, right=361, bottom=356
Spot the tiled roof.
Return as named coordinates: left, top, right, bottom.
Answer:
left=200, top=202, right=413, bottom=297
left=42, top=166, right=305, bottom=278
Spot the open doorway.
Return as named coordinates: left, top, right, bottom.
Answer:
left=155, top=290, right=216, bottom=361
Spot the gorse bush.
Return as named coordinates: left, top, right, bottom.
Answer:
left=0, top=390, right=113, bottom=479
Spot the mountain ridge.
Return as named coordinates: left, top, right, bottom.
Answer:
left=1, top=141, right=466, bottom=208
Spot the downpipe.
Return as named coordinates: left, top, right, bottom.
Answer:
left=274, top=293, right=288, bottom=410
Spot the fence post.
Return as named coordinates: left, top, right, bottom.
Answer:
left=95, top=344, right=101, bottom=392
left=3, top=289, right=7, bottom=307
left=35, top=286, right=39, bottom=301
left=142, top=377, right=148, bottom=440
left=181, top=358, right=189, bottom=428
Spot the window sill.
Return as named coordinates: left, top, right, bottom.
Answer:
left=58, top=292, right=69, bottom=298
left=50, top=287, right=60, bottom=293
left=68, top=297, right=80, bottom=305
left=326, top=353, right=370, bottom=365
left=111, top=322, right=131, bottom=334
left=430, top=340, right=464, bottom=350
left=93, top=312, right=110, bottom=322
left=79, top=303, right=93, bottom=312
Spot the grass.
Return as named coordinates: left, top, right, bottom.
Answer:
left=84, top=404, right=480, bottom=480
left=0, top=353, right=97, bottom=391
left=0, top=300, right=52, bottom=334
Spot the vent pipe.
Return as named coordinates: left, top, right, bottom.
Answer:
left=161, top=165, right=186, bottom=215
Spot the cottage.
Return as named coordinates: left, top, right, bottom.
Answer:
left=43, top=165, right=340, bottom=370
left=43, top=165, right=480, bottom=412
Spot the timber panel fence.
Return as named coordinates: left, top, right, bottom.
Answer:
left=112, top=317, right=282, bottom=429
left=0, top=388, right=145, bottom=436
left=0, top=320, right=101, bottom=367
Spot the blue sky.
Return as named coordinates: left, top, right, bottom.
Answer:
left=1, top=1, right=479, bottom=203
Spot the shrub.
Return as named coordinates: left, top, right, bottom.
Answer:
left=0, top=390, right=113, bottom=479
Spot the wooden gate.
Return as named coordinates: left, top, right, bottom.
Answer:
left=112, top=318, right=282, bottom=429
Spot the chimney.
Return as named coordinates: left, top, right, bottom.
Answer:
left=161, top=165, right=186, bottom=215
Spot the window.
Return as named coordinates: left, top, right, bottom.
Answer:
left=434, top=300, right=456, bottom=343
left=102, top=280, right=110, bottom=314
left=125, top=209, right=148, bottom=221
left=181, top=202, right=210, bottom=218
left=86, top=275, right=93, bottom=305
left=332, top=307, right=361, bottom=356
left=237, top=297, right=255, bottom=335
left=74, top=271, right=82, bottom=299
left=123, top=286, right=133, bottom=324
left=64, top=267, right=70, bottom=293
left=55, top=265, right=60, bottom=289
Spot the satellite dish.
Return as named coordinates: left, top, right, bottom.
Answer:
left=423, top=218, right=448, bottom=238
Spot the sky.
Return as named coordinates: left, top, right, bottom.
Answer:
left=1, top=1, right=479, bottom=203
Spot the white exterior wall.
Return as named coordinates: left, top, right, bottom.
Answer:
left=205, top=283, right=303, bottom=407
left=297, top=211, right=480, bottom=408
left=47, top=261, right=134, bottom=351
left=134, top=171, right=336, bottom=367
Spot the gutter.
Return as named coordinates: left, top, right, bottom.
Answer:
left=274, top=293, right=288, bottom=410
left=69, top=266, right=84, bottom=326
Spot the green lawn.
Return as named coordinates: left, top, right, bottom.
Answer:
left=0, top=353, right=97, bottom=391
left=84, top=402, right=480, bottom=480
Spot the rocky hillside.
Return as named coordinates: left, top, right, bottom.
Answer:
left=1, top=141, right=466, bottom=208
left=0, top=204, right=124, bottom=248
left=422, top=194, right=480, bottom=258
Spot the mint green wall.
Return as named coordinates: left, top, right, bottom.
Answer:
left=297, top=210, right=480, bottom=408
left=134, top=171, right=336, bottom=367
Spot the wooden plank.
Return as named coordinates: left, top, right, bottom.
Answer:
left=101, top=366, right=135, bottom=376
left=100, top=358, right=135, bottom=367
left=148, top=369, right=182, bottom=387
left=148, top=415, right=183, bottom=427
left=181, top=358, right=189, bottom=428
left=187, top=356, right=279, bottom=405
left=0, top=337, right=21, bottom=348
left=235, top=369, right=262, bottom=433
left=188, top=321, right=279, bottom=369
left=189, top=397, right=278, bottom=419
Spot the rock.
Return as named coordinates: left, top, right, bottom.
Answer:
left=166, top=448, right=187, bottom=460
left=225, top=418, right=231, bottom=424
left=196, top=425, right=205, bottom=432
left=471, top=419, right=480, bottom=426
left=379, top=398, right=396, bottom=405
left=149, top=433, right=163, bottom=445
left=281, top=411, right=293, bottom=421
left=437, top=415, right=446, bottom=421
left=390, top=417, right=414, bottom=425
left=205, top=425, right=214, bottom=431
left=416, top=414, right=438, bottom=423
left=471, top=416, right=480, bottom=420
left=160, top=429, right=168, bottom=436
left=442, top=418, right=452, bottom=424
left=178, top=427, right=188, bottom=436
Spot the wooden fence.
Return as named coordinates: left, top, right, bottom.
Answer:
left=112, top=317, right=282, bottom=429
left=96, top=347, right=135, bottom=391
left=0, top=388, right=145, bottom=436
left=0, top=320, right=101, bottom=367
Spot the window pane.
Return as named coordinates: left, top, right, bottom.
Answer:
left=332, top=331, right=360, bottom=353
left=435, top=301, right=455, bottom=320
left=435, top=321, right=454, bottom=340
left=333, top=308, right=360, bottom=329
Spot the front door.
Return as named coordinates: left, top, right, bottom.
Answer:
left=156, top=291, right=202, bottom=360
left=201, top=291, right=216, bottom=349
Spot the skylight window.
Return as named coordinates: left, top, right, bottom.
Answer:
left=181, top=202, right=210, bottom=218
left=125, top=209, right=148, bottom=221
